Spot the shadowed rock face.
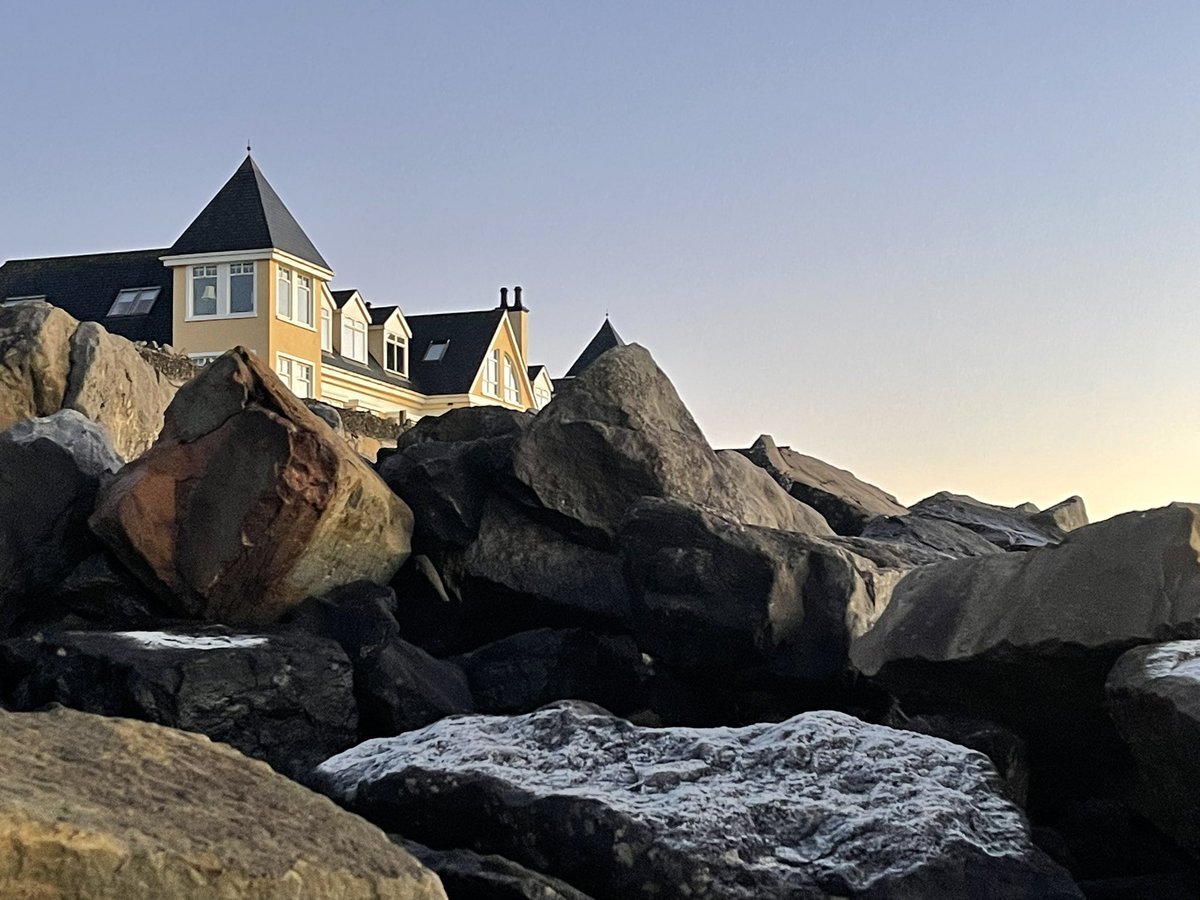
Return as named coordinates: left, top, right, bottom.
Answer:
left=317, top=703, right=1081, bottom=900
left=0, top=706, right=447, bottom=899
left=90, top=348, right=413, bottom=625
left=397, top=839, right=595, bottom=900
left=1107, top=640, right=1200, bottom=857
left=851, top=504, right=1200, bottom=810
left=908, top=491, right=1063, bottom=550
left=740, top=434, right=909, bottom=536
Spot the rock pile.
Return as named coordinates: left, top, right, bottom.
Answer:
left=0, top=320, right=1196, bottom=898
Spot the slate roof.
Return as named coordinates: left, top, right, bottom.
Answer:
left=0, top=248, right=174, bottom=344
left=527, top=364, right=547, bottom=381
left=564, top=318, right=624, bottom=377
left=321, top=351, right=419, bottom=394
left=405, top=309, right=505, bottom=395
left=168, top=157, right=331, bottom=271
left=369, top=304, right=400, bottom=326
left=330, top=289, right=358, bottom=309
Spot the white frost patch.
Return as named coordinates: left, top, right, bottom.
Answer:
left=1138, top=640, right=1200, bottom=682
left=112, top=631, right=269, bottom=651
left=319, top=706, right=1039, bottom=895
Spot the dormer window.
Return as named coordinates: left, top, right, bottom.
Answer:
left=188, top=263, right=256, bottom=319
left=342, top=316, right=367, bottom=364
left=385, top=333, right=408, bottom=376
left=423, top=340, right=449, bottom=362
left=108, top=286, right=160, bottom=317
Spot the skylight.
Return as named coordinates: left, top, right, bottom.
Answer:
left=108, top=287, right=160, bottom=317
left=423, top=340, right=449, bottom=361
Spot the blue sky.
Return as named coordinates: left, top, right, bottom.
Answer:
left=3, top=2, right=1198, bottom=519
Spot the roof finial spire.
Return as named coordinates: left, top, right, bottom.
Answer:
left=246, top=139, right=252, bottom=156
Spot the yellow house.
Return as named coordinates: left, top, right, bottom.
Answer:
left=0, top=156, right=552, bottom=423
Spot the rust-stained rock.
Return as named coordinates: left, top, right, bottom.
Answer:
left=90, top=348, right=413, bottom=625
left=0, top=705, right=447, bottom=900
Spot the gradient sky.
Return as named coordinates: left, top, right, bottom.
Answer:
left=3, top=2, right=1198, bottom=521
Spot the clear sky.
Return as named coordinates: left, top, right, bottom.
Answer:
left=3, top=2, right=1198, bottom=521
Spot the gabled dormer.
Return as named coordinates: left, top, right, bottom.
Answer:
left=329, top=289, right=371, bottom=366
left=367, top=305, right=412, bottom=378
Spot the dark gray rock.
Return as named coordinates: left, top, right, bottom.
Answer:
left=304, top=399, right=344, bottom=434
left=509, top=344, right=832, bottom=545
left=909, top=491, right=1061, bottom=550
left=397, top=839, right=595, bottom=900
left=0, top=626, right=357, bottom=781
left=0, top=410, right=123, bottom=632
left=1107, top=640, right=1200, bottom=858
left=739, top=434, right=908, bottom=536
left=860, top=513, right=1004, bottom=563
left=621, top=498, right=905, bottom=681
left=379, top=406, right=532, bottom=551
left=317, top=703, right=1081, bottom=900
left=284, top=581, right=474, bottom=738
left=852, top=504, right=1200, bottom=811
left=454, top=628, right=648, bottom=716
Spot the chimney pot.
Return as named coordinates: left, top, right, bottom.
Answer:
left=514, top=285, right=524, bottom=310
left=499, top=287, right=509, bottom=309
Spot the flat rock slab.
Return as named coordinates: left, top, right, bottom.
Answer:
left=0, top=705, right=446, bottom=899
left=0, top=626, right=358, bottom=780
left=317, top=703, right=1079, bottom=899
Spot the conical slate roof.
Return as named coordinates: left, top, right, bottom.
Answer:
left=565, top=318, right=625, bottom=377
left=168, top=157, right=330, bottom=270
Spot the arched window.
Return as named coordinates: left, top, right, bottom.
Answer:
left=503, top=354, right=521, bottom=405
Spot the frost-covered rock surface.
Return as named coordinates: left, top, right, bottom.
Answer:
left=317, top=703, right=1080, bottom=899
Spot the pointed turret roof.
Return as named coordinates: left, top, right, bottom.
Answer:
left=168, top=156, right=330, bottom=271
left=564, top=318, right=625, bottom=377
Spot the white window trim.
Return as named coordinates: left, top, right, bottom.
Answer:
left=503, top=354, right=521, bottom=404
left=276, top=265, right=316, bottom=330
left=385, top=332, right=408, bottom=376
left=483, top=349, right=500, bottom=397
left=320, top=305, right=333, bottom=352
left=187, top=352, right=225, bottom=368
left=275, top=352, right=315, bottom=399
left=185, top=262, right=258, bottom=321
left=341, top=315, right=368, bottom=364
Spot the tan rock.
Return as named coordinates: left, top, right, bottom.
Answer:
left=91, top=348, right=414, bottom=625
left=0, top=302, right=175, bottom=459
left=0, top=705, right=446, bottom=900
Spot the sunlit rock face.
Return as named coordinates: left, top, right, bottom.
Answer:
left=0, top=705, right=448, bottom=900
left=316, top=703, right=1080, bottom=900
left=90, top=348, right=413, bottom=626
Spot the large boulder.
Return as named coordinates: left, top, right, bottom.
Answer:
left=0, top=706, right=446, bottom=899
left=740, top=434, right=908, bottom=535
left=1106, top=640, right=1200, bottom=857
left=621, top=498, right=906, bottom=681
left=0, top=410, right=123, bottom=630
left=509, top=345, right=831, bottom=544
left=908, top=491, right=1062, bottom=551
left=1031, top=496, right=1089, bottom=534
left=316, top=703, right=1080, bottom=900
left=859, top=513, right=1004, bottom=563
left=851, top=504, right=1200, bottom=809
left=284, top=582, right=474, bottom=738
left=0, top=301, right=174, bottom=459
left=0, top=626, right=358, bottom=781
left=379, top=406, right=533, bottom=551
left=90, top=348, right=414, bottom=625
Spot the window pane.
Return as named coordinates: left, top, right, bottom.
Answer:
left=296, top=276, right=312, bottom=326
left=277, top=269, right=291, bottom=318
left=193, top=271, right=217, bottom=316
left=230, top=270, right=254, bottom=314
left=321, top=308, right=332, bottom=351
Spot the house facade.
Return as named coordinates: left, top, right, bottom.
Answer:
left=0, top=156, right=551, bottom=423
